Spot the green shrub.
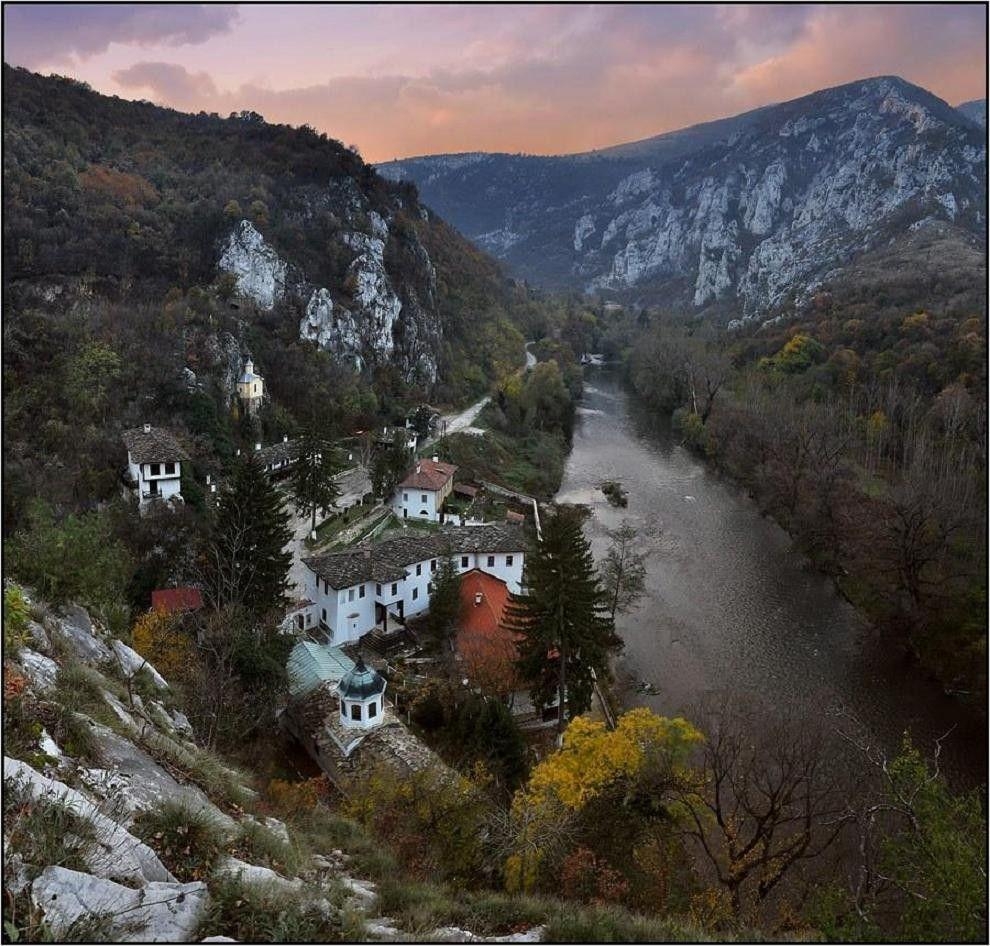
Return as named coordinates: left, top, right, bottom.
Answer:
left=3, top=585, right=31, bottom=654
left=231, top=820, right=303, bottom=877
left=131, top=801, right=228, bottom=882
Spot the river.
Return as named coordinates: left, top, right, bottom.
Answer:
left=556, top=370, right=985, bottom=791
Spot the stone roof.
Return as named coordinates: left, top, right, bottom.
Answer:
left=122, top=426, right=189, bottom=464
left=302, top=523, right=527, bottom=590
left=398, top=458, right=456, bottom=491
left=338, top=656, right=386, bottom=700
left=256, top=439, right=300, bottom=467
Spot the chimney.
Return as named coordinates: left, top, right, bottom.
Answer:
left=255, top=443, right=261, bottom=451
left=143, top=423, right=151, bottom=434
left=283, top=435, right=288, bottom=443
left=416, top=462, right=421, bottom=474
left=210, top=484, right=216, bottom=493
left=236, top=448, right=241, bottom=457
left=432, top=455, right=439, bottom=463
left=383, top=426, right=387, bottom=435
left=205, top=474, right=211, bottom=485
left=474, top=592, right=483, bottom=606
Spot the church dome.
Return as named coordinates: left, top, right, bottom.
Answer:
left=338, top=656, right=385, bottom=701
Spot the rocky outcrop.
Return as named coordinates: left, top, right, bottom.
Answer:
left=217, top=220, right=288, bottom=310
left=381, top=76, right=986, bottom=318
left=31, top=867, right=208, bottom=942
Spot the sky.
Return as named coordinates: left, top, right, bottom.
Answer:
left=3, top=3, right=986, bottom=162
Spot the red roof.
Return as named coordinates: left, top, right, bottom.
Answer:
left=151, top=587, right=203, bottom=613
left=456, top=571, right=523, bottom=692
left=398, top=458, right=457, bottom=491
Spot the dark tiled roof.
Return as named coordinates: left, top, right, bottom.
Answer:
left=339, top=656, right=386, bottom=699
left=123, top=427, right=189, bottom=464
left=303, top=523, right=527, bottom=590
left=256, top=439, right=301, bottom=466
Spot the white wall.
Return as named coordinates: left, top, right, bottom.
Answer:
left=128, top=453, right=182, bottom=507
left=455, top=551, right=523, bottom=593
left=392, top=487, right=439, bottom=522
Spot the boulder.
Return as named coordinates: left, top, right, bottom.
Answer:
left=53, top=608, right=112, bottom=663
left=17, top=648, right=59, bottom=692
left=26, top=619, right=51, bottom=652
left=31, top=866, right=207, bottom=942
left=3, top=757, right=175, bottom=884
left=215, top=857, right=302, bottom=893
left=110, top=640, right=169, bottom=690
left=170, top=710, right=194, bottom=738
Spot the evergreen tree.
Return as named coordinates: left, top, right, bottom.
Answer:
left=290, top=429, right=340, bottom=537
left=505, top=505, right=619, bottom=733
left=200, top=455, right=292, bottom=617
left=427, top=551, right=461, bottom=650
left=370, top=429, right=411, bottom=498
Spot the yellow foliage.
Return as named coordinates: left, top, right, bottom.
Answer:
left=130, top=609, right=196, bottom=686
left=517, top=708, right=704, bottom=813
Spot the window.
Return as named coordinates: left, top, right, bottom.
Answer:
left=421, top=493, right=428, bottom=503
left=412, top=588, right=418, bottom=601
left=348, top=588, right=355, bottom=602
left=368, top=701, right=377, bottom=718
left=324, top=580, right=329, bottom=595
left=403, top=492, right=408, bottom=501
left=359, top=585, right=366, bottom=599
left=506, top=555, right=514, bottom=567
left=297, top=614, right=304, bottom=630
left=321, top=608, right=327, bottom=622
left=391, top=583, right=398, bottom=596
left=340, top=702, right=346, bottom=718
left=431, top=559, right=437, bottom=572
left=376, top=584, right=381, bottom=595
left=415, top=563, right=422, bottom=576
left=350, top=704, right=362, bottom=721
left=149, top=463, right=161, bottom=477
left=461, top=556, right=469, bottom=569
left=487, top=555, right=495, bottom=567
left=164, top=462, right=176, bottom=475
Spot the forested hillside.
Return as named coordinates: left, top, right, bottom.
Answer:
left=3, top=65, right=540, bottom=530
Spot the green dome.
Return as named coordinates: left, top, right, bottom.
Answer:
left=338, top=656, right=385, bottom=700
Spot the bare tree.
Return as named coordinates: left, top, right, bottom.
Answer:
left=600, top=520, right=648, bottom=620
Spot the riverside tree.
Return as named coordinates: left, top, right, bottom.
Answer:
left=290, top=429, right=340, bottom=537
left=505, top=505, right=619, bottom=733
left=600, top=520, right=648, bottom=620
left=199, top=455, right=293, bottom=617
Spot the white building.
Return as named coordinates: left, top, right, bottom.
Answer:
left=236, top=357, right=264, bottom=416
left=337, top=657, right=387, bottom=730
left=122, top=424, right=188, bottom=510
left=391, top=456, right=456, bottom=522
left=301, top=523, right=527, bottom=646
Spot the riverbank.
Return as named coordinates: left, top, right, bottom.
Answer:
left=556, top=369, right=985, bottom=790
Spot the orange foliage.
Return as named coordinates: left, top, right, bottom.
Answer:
left=79, top=165, right=159, bottom=206
left=561, top=846, right=629, bottom=904
left=130, top=609, right=196, bottom=687
left=265, top=776, right=331, bottom=818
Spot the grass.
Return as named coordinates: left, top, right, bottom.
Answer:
left=287, top=805, right=398, bottom=882
left=194, top=876, right=347, bottom=943
left=131, top=800, right=229, bottom=882
left=3, top=777, right=98, bottom=877
left=230, top=819, right=305, bottom=878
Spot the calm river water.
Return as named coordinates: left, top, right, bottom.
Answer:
left=556, top=370, right=985, bottom=791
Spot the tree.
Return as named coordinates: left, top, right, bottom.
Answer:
left=505, top=505, right=619, bottom=733
left=426, top=551, right=460, bottom=649
left=199, top=456, right=292, bottom=617
left=818, top=728, right=988, bottom=943
left=677, top=696, right=851, bottom=923
left=370, top=430, right=411, bottom=499
left=600, top=521, right=648, bottom=620
left=289, top=429, right=340, bottom=537
left=445, top=694, right=529, bottom=792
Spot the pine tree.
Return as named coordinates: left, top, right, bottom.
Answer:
left=505, top=505, right=619, bottom=733
left=200, top=455, right=293, bottom=617
left=426, top=551, right=461, bottom=649
left=290, top=429, right=340, bottom=537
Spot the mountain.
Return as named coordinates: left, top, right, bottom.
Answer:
left=3, top=65, right=535, bottom=519
left=957, top=98, right=987, bottom=127
left=379, top=77, right=987, bottom=318
left=3, top=65, right=525, bottom=393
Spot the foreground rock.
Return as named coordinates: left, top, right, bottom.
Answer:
left=31, top=866, right=207, bottom=942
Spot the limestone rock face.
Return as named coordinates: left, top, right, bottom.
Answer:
left=110, top=639, right=168, bottom=690
left=380, top=76, right=986, bottom=318
left=31, top=867, right=208, bottom=942
left=52, top=606, right=111, bottom=663
left=218, top=220, right=287, bottom=310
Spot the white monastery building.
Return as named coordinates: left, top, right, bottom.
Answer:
left=301, top=523, right=526, bottom=645
left=122, top=424, right=188, bottom=510
left=392, top=456, right=457, bottom=522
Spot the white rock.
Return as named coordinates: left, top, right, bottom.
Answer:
left=3, top=757, right=174, bottom=884
left=110, top=640, right=168, bottom=690
left=215, top=857, right=302, bottom=893
left=340, top=875, right=377, bottom=903
left=218, top=220, right=287, bottom=310
left=17, top=648, right=59, bottom=692
left=170, top=710, right=194, bottom=738
left=38, top=729, right=62, bottom=760
left=53, top=608, right=112, bottom=663
left=31, top=866, right=207, bottom=942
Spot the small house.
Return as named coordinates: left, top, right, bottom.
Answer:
left=392, top=456, right=456, bottom=522
left=122, top=424, right=188, bottom=510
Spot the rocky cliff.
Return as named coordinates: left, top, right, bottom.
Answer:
left=380, top=77, right=986, bottom=318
